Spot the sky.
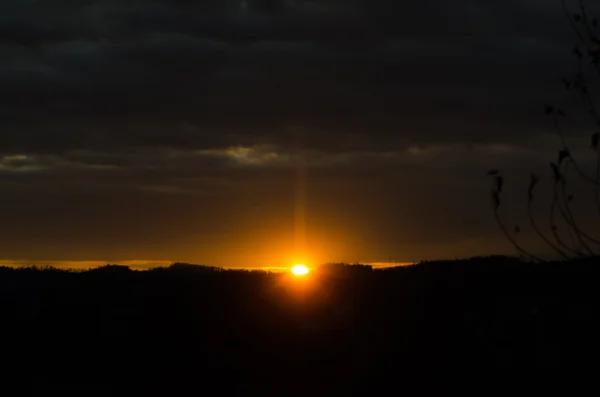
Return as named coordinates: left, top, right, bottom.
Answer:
left=1, top=0, right=600, bottom=268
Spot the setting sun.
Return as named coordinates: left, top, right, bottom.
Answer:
left=291, top=265, right=309, bottom=276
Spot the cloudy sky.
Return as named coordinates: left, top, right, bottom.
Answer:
left=1, top=0, right=598, bottom=268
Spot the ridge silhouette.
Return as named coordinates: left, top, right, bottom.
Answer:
left=1, top=257, right=599, bottom=395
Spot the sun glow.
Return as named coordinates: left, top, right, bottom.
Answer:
left=291, top=264, right=309, bottom=276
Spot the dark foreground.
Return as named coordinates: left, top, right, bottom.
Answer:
left=1, top=257, right=599, bottom=394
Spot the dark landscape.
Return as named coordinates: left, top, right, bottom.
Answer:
left=2, top=257, right=599, bottom=394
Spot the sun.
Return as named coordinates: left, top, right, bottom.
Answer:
left=291, top=264, right=309, bottom=276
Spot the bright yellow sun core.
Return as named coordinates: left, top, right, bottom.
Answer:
left=291, top=265, right=309, bottom=276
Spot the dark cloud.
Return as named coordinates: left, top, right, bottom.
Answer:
left=0, top=1, right=573, bottom=148
left=0, top=0, right=595, bottom=264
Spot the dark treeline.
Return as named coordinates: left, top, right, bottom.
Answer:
left=1, top=256, right=599, bottom=394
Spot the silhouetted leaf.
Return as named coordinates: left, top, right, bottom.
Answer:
left=544, top=104, right=555, bottom=115
left=528, top=173, right=540, bottom=202
left=573, top=13, right=582, bottom=22
left=494, top=175, right=504, bottom=193
left=592, top=133, right=599, bottom=151
left=486, top=169, right=499, bottom=176
left=491, top=191, right=500, bottom=210
left=558, top=149, right=570, bottom=165
left=561, top=77, right=571, bottom=90
left=551, top=162, right=562, bottom=181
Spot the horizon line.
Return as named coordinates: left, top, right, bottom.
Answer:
left=0, top=259, right=415, bottom=271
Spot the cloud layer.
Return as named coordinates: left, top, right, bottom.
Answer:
left=1, top=0, right=596, bottom=265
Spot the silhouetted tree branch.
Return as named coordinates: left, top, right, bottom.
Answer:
left=490, top=1, right=600, bottom=260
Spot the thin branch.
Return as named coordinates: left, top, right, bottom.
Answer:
left=550, top=183, right=586, bottom=256
left=562, top=160, right=600, bottom=246
left=578, top=0, right=597, bottom=43
left=493, top=209, right=544, bottom=262
left=576, top=58, right=600, bottom=126
left=528, top=196, right=571, bottom=259
left=557, top=168, right=596, bottom=254
left=553, top=114, right=600, bottom=186
left=563, top=0, right=593, bottom=53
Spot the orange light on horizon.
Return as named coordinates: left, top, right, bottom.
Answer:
left=291, top=264, right=309, bottom=276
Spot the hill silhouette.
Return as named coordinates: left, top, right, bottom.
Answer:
left=1, top=256, right=599, bottom=394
